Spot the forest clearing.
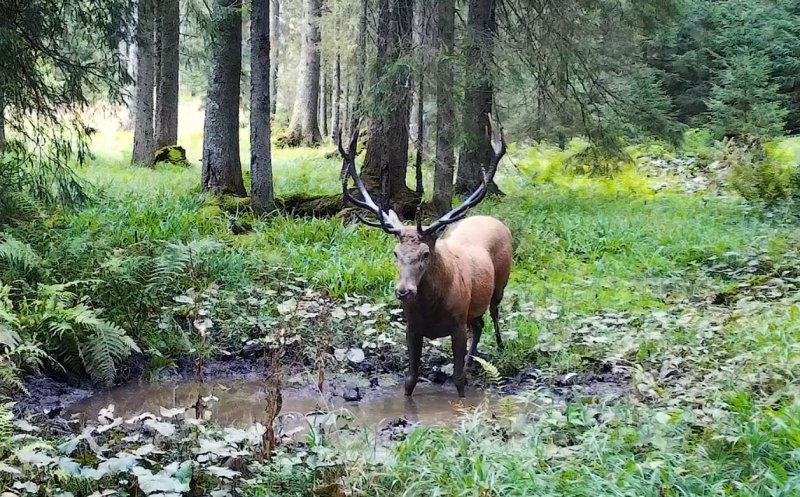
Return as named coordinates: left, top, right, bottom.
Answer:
left=3, top=0, right=800, bottom=495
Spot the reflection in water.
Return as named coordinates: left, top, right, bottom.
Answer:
left=67, top=379, right=493, bottom=431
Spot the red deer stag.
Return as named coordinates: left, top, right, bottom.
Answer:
left=338, top=129, right=512, bottom=397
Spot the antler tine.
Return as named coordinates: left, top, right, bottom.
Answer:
left=491, top=126, right=506, bottom=170
left=424, top=127, right=506, bottom=236
left=337, top=130, right=348, bottom=159
left=338, top=129, right=403, bottom=235
left=353, top=210, right=384, bottom=228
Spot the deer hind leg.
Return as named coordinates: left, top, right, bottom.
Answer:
left=490, top=290, right=505, bottom=350
left=404, top=332, right=423, bottom=396
left=452, top=326, right=468, bottom=398
left=467, top=316, right=485, bottom=366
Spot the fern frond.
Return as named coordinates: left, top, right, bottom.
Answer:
left=77, top=317, right=135, bottom=385
left=0, top=324, right=20, bottom=349
left=36, top=282, right=78, bottom=307
left=0, top=235, right=41, bottom=273
left=148, top=239, right=223, bottom=289
left=472, top=356, right=502, bottom=384
left=0, top=358, right=24, bottom=395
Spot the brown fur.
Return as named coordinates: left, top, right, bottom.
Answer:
left=394, top=215, right=513, bottom=397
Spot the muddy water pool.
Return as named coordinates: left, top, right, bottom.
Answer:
left=67, top=379, right=495, bottom=433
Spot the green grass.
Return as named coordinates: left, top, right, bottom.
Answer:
left=5, top=109, right=800, bottom=495
left=10, top=128, right=792, bottom=373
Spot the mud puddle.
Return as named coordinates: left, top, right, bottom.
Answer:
left=66, top=378, right=494, bottom=433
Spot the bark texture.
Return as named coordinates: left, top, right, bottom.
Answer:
left=0, top=94, right=6, bottom=151
left=343, top=81, right=351, bottom=136
left=155, top=0, right=180, bottom=148
left=455, top=0, right=501, bottom=196
left=433, top=0, right=456, bottom=215
left=201, top=0, right=246, bottom=196
left=319, top=69, right=328, bottom=138
left=251, top=0, right=276, bottom=213
left=330, top=54, right=341, bottom=144
left=132, top=0, right=156, bottom=166
left=119, top=39, right=137, bottom=130
left=284, top=0, right=322, bottom=146
left=269, top=0, right=280, bottom=117
left=360, top=0, right=416, bottom=216
left=349, top=0, right=368, bottom=135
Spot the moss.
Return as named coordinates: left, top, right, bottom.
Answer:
left=153, top=145, right=189, bottom=167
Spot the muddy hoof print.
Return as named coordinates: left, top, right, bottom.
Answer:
left=381, top=417, right=412, bottom=441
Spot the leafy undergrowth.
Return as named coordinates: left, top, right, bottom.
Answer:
left=3, top=138, right=800, bottom=494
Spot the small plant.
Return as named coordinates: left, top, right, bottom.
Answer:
left=471, top=356, right=502, bottom=384
left=262, top=339, right=285, bottom=461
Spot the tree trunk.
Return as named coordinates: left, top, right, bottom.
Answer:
left=251, top=0, right=276, bottom=213
left=269, top=0, right=280, bottom=118
left=433, top=0, right=455, bottom=215
left=283, top=0, right=322, bottom=147
left=319, top=69, right=328, bottom=139
left=154, top=1, right=162, bottom=106
left=350, top=0, right=368, bottom=133
left=409, top=0, right=426, bottom=146
left=119, top=38, right=137, bottom=130
left=330, top=54, right=341, bottom=144
left=414, top=73, right=424, bottom=198
left=343, top=80, right=351, bottom=137
left=201, top=0, right=246, bottom=196
left=155, top=0, right=180, bottom=149
left=0, top=94, right=6, bottom=151
left=360, top=0, right=416, bottom=216
left=132, top=0, right=156, bottom=166
left=455, top=0, right=501, bottom=196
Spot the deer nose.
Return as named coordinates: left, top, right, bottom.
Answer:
left=395, top=287, right=416, bottom=301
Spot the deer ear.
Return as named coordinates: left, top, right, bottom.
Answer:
left=386, top=210, right=403, bottom=227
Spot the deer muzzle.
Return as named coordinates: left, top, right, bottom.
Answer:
left=394, top=285, right=417, bottom=301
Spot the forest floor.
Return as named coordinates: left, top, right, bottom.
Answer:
left=4, top=115, right=800, bottom=495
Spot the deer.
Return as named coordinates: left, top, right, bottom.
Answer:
left=338, top=128, right=512, bottom=398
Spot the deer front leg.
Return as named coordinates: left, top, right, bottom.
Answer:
left=404, top=332, right=423, bottom=396
left=452, top=326, right=468, bottom=398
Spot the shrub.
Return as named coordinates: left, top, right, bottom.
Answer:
left=725, top=138, right=792, bottom=203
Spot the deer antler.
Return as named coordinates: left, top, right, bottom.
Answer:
left=339, top=129, right=404, bottom=236
left=424, top=124, right=505, bottom=236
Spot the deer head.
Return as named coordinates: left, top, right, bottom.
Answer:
left=339, top=126, right=506, bottom=302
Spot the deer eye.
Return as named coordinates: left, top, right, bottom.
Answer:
left=422, top=251, right=429, bottom=260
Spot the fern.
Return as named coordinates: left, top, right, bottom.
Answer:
left=148, top=239, right=222, bottom=291
left=0, top=286, right=20, bottom=349
left=74, top=307, right=140, bottom=385
left=0, top=358, right=24, bottom=395
left=24, top=284, right=138, bottom=385
left=0, top=235, right=42, bottom=273
left=472, top=356, right=502, bottom=384
left=0, top=402, right=14, bottom=459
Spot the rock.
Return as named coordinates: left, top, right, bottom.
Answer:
left=346, top=348, right=365, bottom=364
left=240, top=342, right=266, bottom=359
left=342, top=387, right=362, bottom=402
